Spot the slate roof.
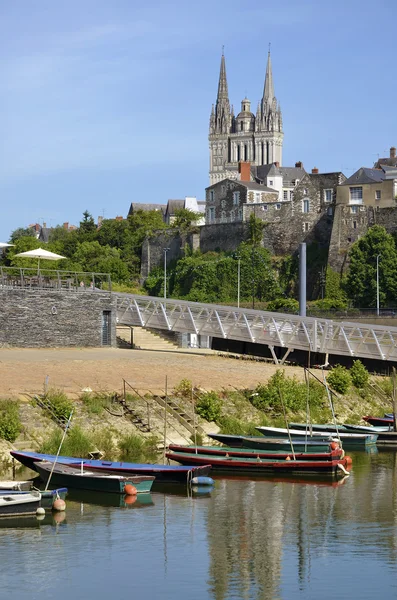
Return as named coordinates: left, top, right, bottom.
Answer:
left=166, top=199, right=185, bottom=215
left=341, top=167, right=385, bottom=186
left=253, top=165, right=306, bottom=186
left=239, top=181, right=277, bottom=192
left=128, top=203, right=166, bottom=216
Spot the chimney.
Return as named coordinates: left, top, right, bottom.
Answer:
left=295, top=161, right=303, bottom=169
left=63, top=222, right=69, bottom=230
left=238, top=160, right=251, bottom=182
left=274, top=161, right=280, bottom=168
left=390, top=147, right=396, bottom=159
left=97, top=216, right=103, bottom=228
left=115, top=216, right=123, bottom=221
left=311, top=167, right=319, bottom=174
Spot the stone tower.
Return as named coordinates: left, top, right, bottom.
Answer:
left=209, top=50, right=284, bottom=185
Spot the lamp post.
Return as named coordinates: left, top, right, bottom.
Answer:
left=233, top=254, right=241, bottom=308
left=376, top=255, right=379, bottom=316
left=163, top=247, right=170, bottom=302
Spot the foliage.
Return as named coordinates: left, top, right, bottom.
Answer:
left=39, top=426, right=93, bottom=457
left=118, top=433, right=159, bottom=463
left=9, top=227, right=36, bottom=243
left=325, top=268, right=347, bottom=302
left=173, top=379, right=194, bottom=399
left=80, top=391, right=111, bottom=415
left=326, top=365, right=351, bottom=395
left=190, top=432, right=203, bottom=446
left=250, top=370, right=325, bottom=413
left=218, top=415, right=263, bottom=436
left=248, top=213, right=265, bottom=245
left=0, top=400, right=21, bottom=442
left=267, top=297, right=299, bottom=313
left=308, top=298, right=348, bottom=312
left=345, top=226, right=397, bottom=307
left=42, top=388, right=74, bottom=423
left=195, top=391, right=222, bottom=422
left=350, top=360, right=369, bottom=389
left=172, top=208, right=202, bottom=230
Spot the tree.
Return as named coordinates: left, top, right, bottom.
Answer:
left=9, top=227, right=36, bottom=243
left=345, top=226, right=397, bottom=307
left=78, top=211, right=97, bottom=239
left=172, top=208, right=202, bottom=230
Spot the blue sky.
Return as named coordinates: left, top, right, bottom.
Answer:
left=1, top=0, right=396, bottom=240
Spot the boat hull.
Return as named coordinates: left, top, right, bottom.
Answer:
left=0, top=488, right=68, bottom=509
left=207, top=433, right=335, bottom=453
left=10, top=451, right=211, bottom=485
left=165, top=451, right=348, bottom=477
left=168, top=444, right=344, bottom=462
left=256, top=426, right=377, bottom=447
left=0, top=492, right=41, bottom=517
left=35, top=462, right=154, bottom=494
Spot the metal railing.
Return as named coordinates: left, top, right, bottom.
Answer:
left=0, top=267, right=112, bottom=291
left=115, top=293, right=397, bottom=363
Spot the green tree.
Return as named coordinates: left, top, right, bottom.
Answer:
left=345, top=225, right=397, bottom=307
left=172, top=208, right=202, bottom=230
left=248, top=213, right=265, bottom=245
left=9, top=227, right=36, bottom=243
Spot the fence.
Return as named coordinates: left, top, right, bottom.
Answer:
left=0, top=267, right=112, bottom=292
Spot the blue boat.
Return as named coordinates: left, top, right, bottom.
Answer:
left=10, top=451, right=211, bottom=485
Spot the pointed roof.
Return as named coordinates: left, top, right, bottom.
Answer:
left=341, top=167, right=385, bottom=186
left=217, top=51, right=229, bottom=102
left=263, top=50, right=274, bottom=102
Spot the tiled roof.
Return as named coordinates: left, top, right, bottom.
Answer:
left=341, top=167, right=385, bottom=186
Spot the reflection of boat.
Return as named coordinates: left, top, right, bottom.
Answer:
left=166, top=450, right=350, bottom=477
left=65, top=488, right=154, bottom=508
left=256, top=426, right=377, bottom=448
left=0, top=491, right=41, bottom=517
left=34, top=461, right=154, bottom=494
left=11, top=451, right=211, bottom=485
left=208, top=433, right=336, bottom=453
left=210, top=472, right=350, bottom=487
left=168, top=444, right=344, bottom=461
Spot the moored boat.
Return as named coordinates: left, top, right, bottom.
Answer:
left=363, top=415, right=394, bottom=427
left=289, top=422, right=390, bottom=434
left=165, top=450, right=350, bottom=477
left=10, top=451, right=211, bottom=485
left=0, top=487, right=68, bottom=509
left=167, top=444, right=344, bottom=461
left=256, top=426, right=378, bottom=447
left=207, top=433, right=337, bottom=453
left=34, top=461, right=155, bottom=494
left=0, top=491, right=41, bottom=517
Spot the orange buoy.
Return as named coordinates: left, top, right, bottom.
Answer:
left=285, top=455, right=291, bottom=461
left=344, top=456, right=353, bottom=466
left=52, top=498, right=66, bottom=512
left=124, top=494, right=137, bottom=505
left=330, top=442, right=339, bottom=451
left=124, top=484, right=137, bottom=496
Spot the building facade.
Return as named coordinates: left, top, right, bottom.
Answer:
left=209, top=51, right=283, bottom=185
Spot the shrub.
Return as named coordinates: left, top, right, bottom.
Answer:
left=39, top=426, right=93, bottom=457
left=218, top=415, right=261, bottom=436
left=118, top=433, right=160, bottom=463
left=0, top=400, right=21, bottom=442
left=173, top=379, right=193, bottom=399
left=350, top=360, right=369, bottom=389
left=195, top=391, right=222, bottom=422
left=326, top=365, right=351, bottom=395
left=80, top=391, right=111, bottom=415
left=267, top=298, right=299, bottom=314
left=251, top=370, right=325, bottom=413
left=42, top=388, right=74, bottom=423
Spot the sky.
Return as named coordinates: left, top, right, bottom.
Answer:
left=0, top=0, right=396, bottom=241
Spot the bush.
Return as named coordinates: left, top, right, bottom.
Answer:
left=350, top=360, right=369, bottom=389
left=39, top=426, right=93, bottom=457
left=80, top=391, right=111, bottom=415
left=42, top=388, right=74, bottom=423
left=0, top=400, right=21, bottom=442
left=195, top=391, right=222, bottom=422
left=118, top=433, right=160, bottom=463
left=267, top=298, right=299, bottom=314
left=251, top=370, right=325, bottom=413
left=218, top=415, right=261, bottom=436
left=173, top=379, right=193, bottom=399
left=326, top=365, right=351, bottom=395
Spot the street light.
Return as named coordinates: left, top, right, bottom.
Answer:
left=376, top=254, right=381, bottom=317
left=233, top=253, right=241, bottom=308
left=163, top=247, right=170, bottom=302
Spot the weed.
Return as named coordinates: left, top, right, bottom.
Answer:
left=0, top=399, right=21, bottom=443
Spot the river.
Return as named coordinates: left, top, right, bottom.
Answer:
left=1, top=450, right=397, bottom=600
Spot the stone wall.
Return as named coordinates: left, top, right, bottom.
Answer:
left=0, top=289, right=117, bottom=348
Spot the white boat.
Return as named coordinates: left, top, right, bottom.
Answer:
left=256, top=426, right=378, bottom=447
left=0, top=481, right=32, bottom=491
left=0, top=491, right=41, bottom=517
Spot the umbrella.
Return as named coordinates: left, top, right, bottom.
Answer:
left=14, top=247, right=66, bottom=273
left=0, top=242, right=14, bottom=248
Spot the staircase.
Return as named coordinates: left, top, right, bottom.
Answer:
left=149, top=391, right=205, bottom=438
left=117, top=326, right=179, bottom=351
left=107, top=395, right=151, bottom=433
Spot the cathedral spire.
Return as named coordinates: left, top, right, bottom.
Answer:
left=212, top=49, right=231, bottom=134
left=217, top=49, right=229, bottom=103
left=263, top=47, right=274, bottom=103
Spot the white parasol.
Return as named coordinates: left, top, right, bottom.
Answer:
left=14, top=247, right=66, bottom=272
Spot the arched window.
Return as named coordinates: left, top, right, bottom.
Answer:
left=237, top=145, right=241, bottom=162
left=240, top=122, right=244, bottom=132
left=244, top=144, right=248, bottom=161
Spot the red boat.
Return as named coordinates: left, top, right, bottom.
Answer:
left=363, top=415, right=394, bottom=427
left=167, top=444, right=344, bottom=462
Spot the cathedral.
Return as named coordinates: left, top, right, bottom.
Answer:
left=209, top=50, right=284, bottom=185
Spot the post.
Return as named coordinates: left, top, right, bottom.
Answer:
left=251, top=247, right=255, bottom=309
left=376, top=259, right=379, bottom=316
left=163, top=376, right=168, bottom=464
left=237, top=258, right=241, bottom=309
left=163, top=248, right=170, bottom=302
left=299, top=242, right=307, bottom=317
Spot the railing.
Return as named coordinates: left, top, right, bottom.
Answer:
left=0, top=267, right=112, bottom=291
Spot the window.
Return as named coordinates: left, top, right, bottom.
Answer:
left=350, top=205, right=358, bottom=214
left=262, top=204, right=268, bottom=211
left=303, top=222, right=311, bottom=232
left=283, top=190, right=288, bottom=201
left=349, top=187, right=363, bottom=202
left=353, top=220, right=357, bottom=229
left=376, top=190, right=381, bottom=200
left=302, top=199, right=310, bottom=213
left=269, top=180, right=274, bottom=187
left=324, top=189, right=333, bottom=203
left=276, top=203, right=281, bottom=210
left=255, top=192, right=261, bottom=202
left=240, top=122, right=244, bottom=132
left=233, top=191, right=240, bottom=205
left=303, top=188, right=308, bottom=195
left=209, top=190, right=214, bottom=202
left=208, top=207, right=215, bottom=222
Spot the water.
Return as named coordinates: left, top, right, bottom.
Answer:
left=2, top=451, right=397, bottom=600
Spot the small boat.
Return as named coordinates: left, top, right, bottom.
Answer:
left=165, top=451, right=350, bottom=478
left=363, top=415, right=394, bottom=427
left=10, top=451, right=211, bottom=485
left=167, top=444, right=345, bottom=462
left=0, top=491, right=41, bottom=517
left=0, top=487, right=68, bottom=510
left=207, top=433, right=336, bottom=453
left=256, top=426, right=378, bottom=448
left=0, top=481, right=33, bottom=491
left=34, top=461, right=155, bottom=495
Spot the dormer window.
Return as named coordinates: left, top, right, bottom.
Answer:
left=269, top=180, right=274, bottom=186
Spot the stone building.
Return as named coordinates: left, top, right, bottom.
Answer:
left=209, top=51, right=283, bottom=185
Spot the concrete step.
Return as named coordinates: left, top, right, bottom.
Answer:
left=117, top=326, right=179, bottom=351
